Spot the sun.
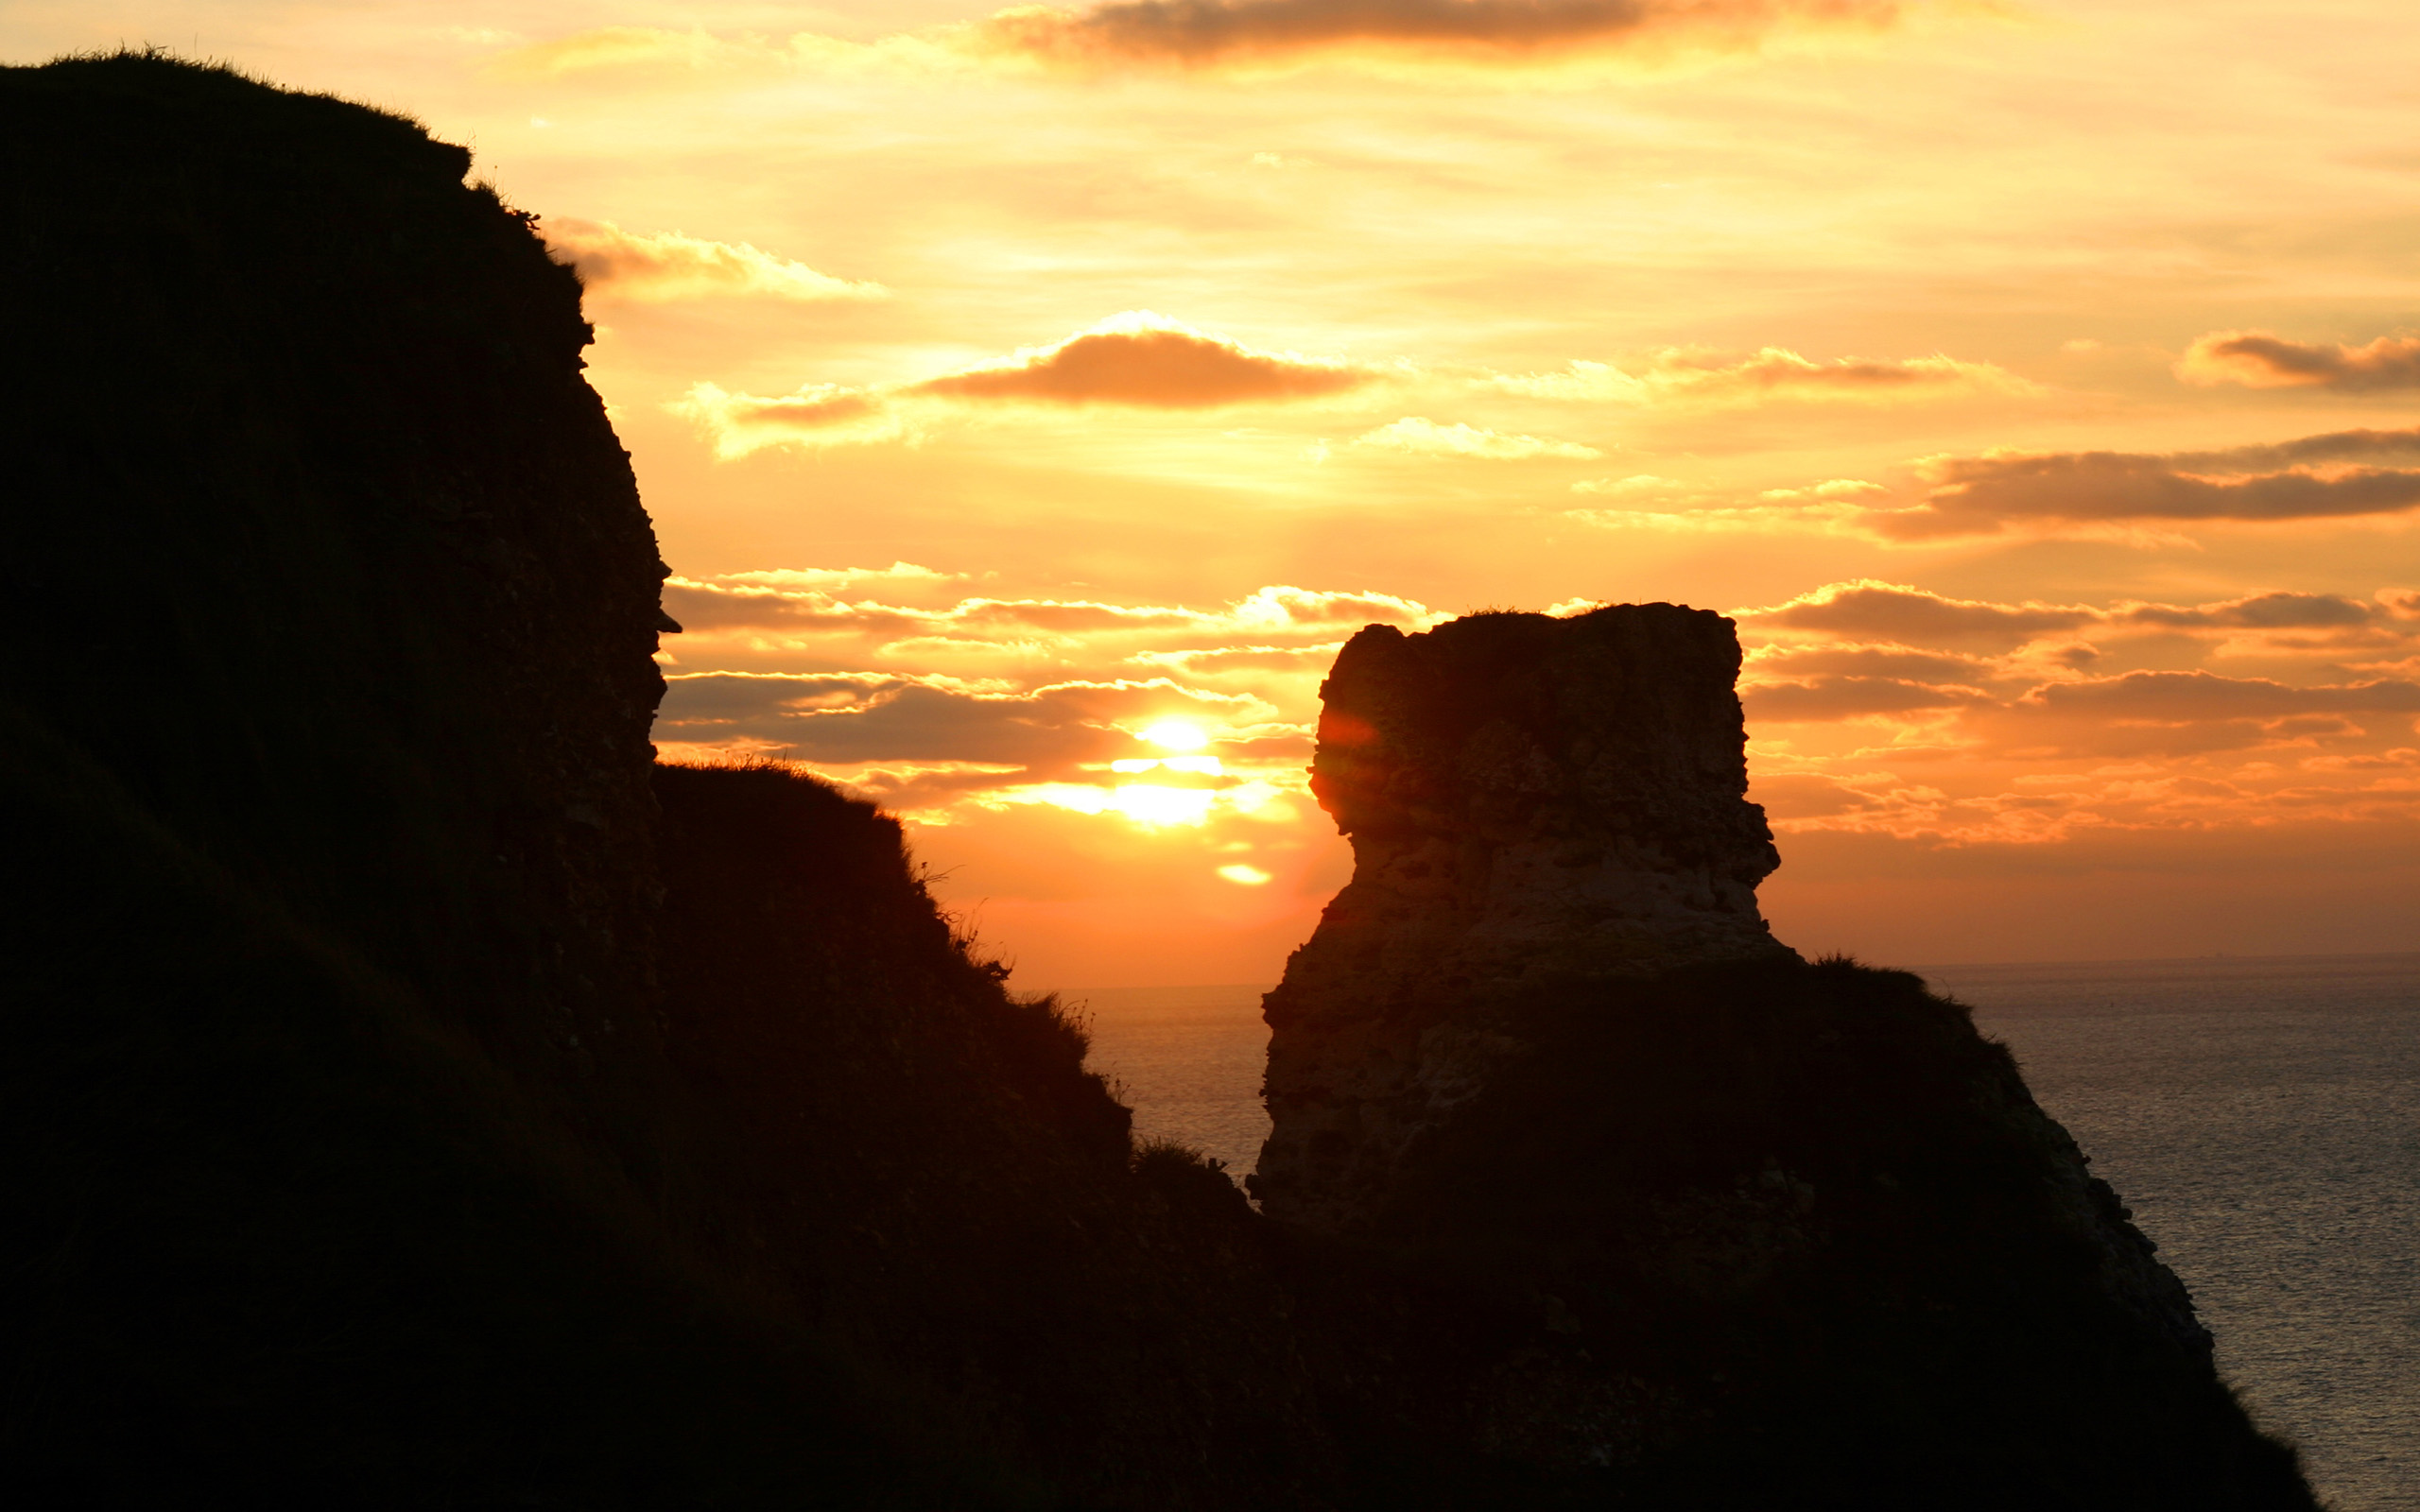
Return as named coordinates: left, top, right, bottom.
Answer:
left=1139, top=719, right=1210, bottom=752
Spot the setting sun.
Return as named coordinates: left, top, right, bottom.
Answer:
left=1140, top=720, right=1211, bottom=752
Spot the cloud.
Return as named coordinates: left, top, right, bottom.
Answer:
left=495, top=3, right=1905, bottom=87
left=1745, top=676, right=1985, bottom=722
left=2176, top=330, right=2420, bottom=391
left=1872, top=426, right=2420, bottom=539
left=1354, top=416, right=1600, bottom=459
left=541, top=218, right=886, bottom=303
left=656, top=672, right=1268, bottom=770
left=1567, top=477, right=1893, bottom=537
left=1749, top=644, right=1998, bottom=682
left=1501, top=348, right=2030, bottom=406
left=1942, top=672, right=2420, bottom=762
left=910, top=311, right=1373, bottom=406
left=1748, top=771, right=1893, bottom=820
left=1740, top=580, right=2410, bottom=657
left=2118, top=591, right=2376, bottom=631
left=1130, top=643, right=1345, bottom=675
left=673, top=323, right=2017, bottom=461
left=1744, top=580, right=2100, bottom=649
left=960, top=0, right=1904, bottom=73
left=1715, top=582, right=2420, bottom=851
left=718, top=563, right=956, bottom=590
left=660, top=577, right=1440, bottom=646
left=1570, top=473, right=1683, bottom=496
left=487, top=26, right=732, bottom=78
left=1732, top=579, right=2420, bottom=816
left=670, top=383, right=909, bottom=456
left=2011, top=670, right=2420, bottom=724
left=673, top=312, right=1371, bottom=455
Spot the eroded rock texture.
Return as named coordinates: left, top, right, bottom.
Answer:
left=1254, top=604, right=1796, bottom=1230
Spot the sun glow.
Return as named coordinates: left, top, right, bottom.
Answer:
left=1106, top=783, right=1218, bottom=826
left=1111, top=754, right=1223, bottom=774
left=1216, top=864, right=1273, bottom=885
left=1140, top=719, right=1210, bottom=751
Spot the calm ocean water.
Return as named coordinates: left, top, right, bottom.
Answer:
left=1072, top=954, right=2419, bottom=1512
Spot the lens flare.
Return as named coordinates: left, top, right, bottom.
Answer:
left=1216, top=864, right=1273, bottom=885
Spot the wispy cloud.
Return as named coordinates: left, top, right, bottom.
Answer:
left=959, top=0, right=1905, bottom=74
left=657, top=672, right=1268, bottom=771
left=671, top=383, right=909, bottom=456
left=661, top=578, right=1439, bottom=645
left=1568, top=477, right=1887, bottom=536
left=541, top=217, right=885, bottom=303
left=1738, top=579, right=2404, bottom=651
left=493, top=2, right=1908, bottom=84
left=1870, top=426, right=2420, bottom=539
left=1353, top=415, right=1600, bottom=458
left=486, top=26, right=734, bottom=78
left=673, top=312, right=1374, bottom=455
left=911, top=311, right=1373, bottom=405
left=1743, top=579, right=2100, bottom=648
left=1500, top=347, right=2031, bottom=406
left=2176, top=330, right=2420, bottom=391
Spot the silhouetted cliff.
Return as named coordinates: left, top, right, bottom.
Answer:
left=1257, top=606, right=1795, bottom=1229
left=0, top=53, right=1317, bottom=1509
left=2, top=46, right=671, bottom=1133
left=1258, top=608, right=2316, bottom=1507
left=1, top=52, right=2319, bottom=1512
left=0, top=51, right=961, bottom=1507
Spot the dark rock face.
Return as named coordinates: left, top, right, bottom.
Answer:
left=2, top=53, right=671, bottom=1117
left=1256, top=605, right=1796, bottom=1229
left=0, top=56, right=881, bottom=1506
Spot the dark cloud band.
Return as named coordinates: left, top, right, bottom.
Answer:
left=973, top=0, right=1900, bottom=67
left=1871, top=427, right=2420, bottom=539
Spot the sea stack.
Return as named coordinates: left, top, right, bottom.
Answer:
left=1255, top=604, right=1795, bottom=1229
left=1250, top=605, right=2312, bottom=1507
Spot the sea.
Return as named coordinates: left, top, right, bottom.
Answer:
left=1071, top=954, right=2420, bottom=1512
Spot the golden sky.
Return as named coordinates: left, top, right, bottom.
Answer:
left=19, top=1, right=2420, bottom=982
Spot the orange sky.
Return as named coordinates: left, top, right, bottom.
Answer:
left=16, top=1, right=2420, bottom=983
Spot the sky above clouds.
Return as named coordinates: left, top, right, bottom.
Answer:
left=15, top=0, right=2420, bottom=983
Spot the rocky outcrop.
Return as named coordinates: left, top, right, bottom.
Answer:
left=1254, top=605, right=1795, bottom=1230
left=1248, top=604, right=2315, bottom=1510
